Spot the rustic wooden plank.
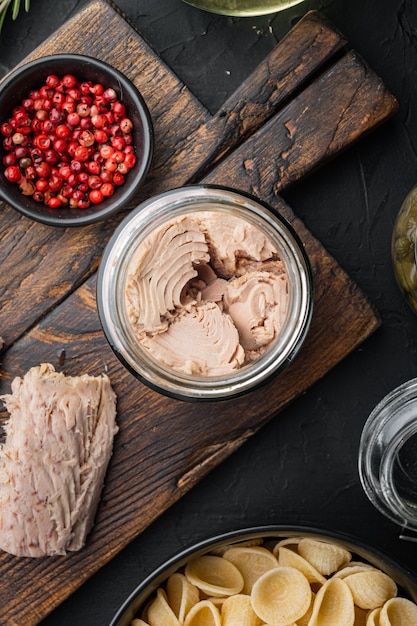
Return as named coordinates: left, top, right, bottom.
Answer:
left=176, top=9, right=350, bottom=182
left=0, top=1, right=394, bottom=623
left=204, top=49, right=398, bottom=193
left=0, top=3, right=396, bottom=350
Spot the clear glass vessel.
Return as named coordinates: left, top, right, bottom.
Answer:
left=182, top=0, right=305, bottom=16
left=97, top=185, right=313, bottom=401
left=359, top=378, right=417, bottom=535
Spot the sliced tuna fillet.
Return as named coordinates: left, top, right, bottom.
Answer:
left=184, top=263, right=229, bottom=304
left=126, top=216, right=210, bottom=334
left=139, top=302, right=245, bottom=376
left=196, top=212, right=277, bottom=278
left=124, top=211, right=289, bottom=375
left=0, top=363, right=118, bottom=557
left=224, top=270, right=288, bottom=356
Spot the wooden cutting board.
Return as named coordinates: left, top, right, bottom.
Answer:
left=0, top=1, right=398, bottom=623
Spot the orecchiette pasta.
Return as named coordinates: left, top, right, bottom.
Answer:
left=131, top=536, right=417, bottom=626
left=183, top=599, right=222, bottom=626
left=307, top=577, right=355, bottom=626
left=221, top=593, right=263, bottom=626
left=276, top=546, right=326, bottom=585
left=379, top=596, right=417, bottom=625
left=185, top=555, right=244, bottom=597
left=167, top=573, right=200, bottom=623
left=146, top=588, right=180, bottom=626
left=251, top=566, right=311, bottom=625
left=343, top=570, right=398, bottom=610
left=297, top=538, right=351, bottom=576
left=222, top=546, right=279, bottom=594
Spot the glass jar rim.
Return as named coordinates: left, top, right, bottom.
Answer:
left=97, top=185, right=314, bottom=401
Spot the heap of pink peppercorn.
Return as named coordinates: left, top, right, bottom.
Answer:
left=1, top=73, right=136, bottom=210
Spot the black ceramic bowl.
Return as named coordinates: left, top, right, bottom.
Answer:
left=108, top=525, right=417, bottom=625
left=0, top=54, right=153, bottom=227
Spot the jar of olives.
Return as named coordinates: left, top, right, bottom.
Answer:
left=181, top=0, right=304, bottom=16
left=392, top=186, right=417, bottom=314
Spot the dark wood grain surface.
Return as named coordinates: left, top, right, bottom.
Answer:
left=0, top=1, right=398, bottom=623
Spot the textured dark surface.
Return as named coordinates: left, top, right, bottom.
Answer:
left=1, top=0, right=417, bottom=624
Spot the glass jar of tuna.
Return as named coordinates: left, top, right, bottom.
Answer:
left=392, top=186, right=417, bottom=314
left=97, top=185, right=313, bottom=401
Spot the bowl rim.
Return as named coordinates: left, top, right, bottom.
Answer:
left=0, top=53, right=154, bottom=227
left=108, top=523, right=417, bottom=626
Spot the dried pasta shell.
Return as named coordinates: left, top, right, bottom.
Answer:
left=205, top=596, right=226, bottom=608
left=343, top=570, right=397, bottom=609
left=334, top=563, right=376, bottom=579
left=221, top=593, right=263, bottom=626
left=308, top=577, right=355, bottom=626
left=147, top=588, right=181, bottom=626
left=251, top=566, right=311, bottom=625
left=183, top=599, right=221, bottom=626
left=272, top=537, right=301, bottom=558
left=366, top=607, right=382, bottom=626
left=379, top=597, right=417, bottom=625
left=167, top=573, right=200, bottom=622
left=298, top=538, right=351, bottom=576
left=132, top=620, right=150, bottom=626
left=185, top=555, right=244, bottom=597
left=223, top=546, right=279, bottom=593
left=277, top=546, right=326, bottom=585
left=295, top=592, right=315, bottom=626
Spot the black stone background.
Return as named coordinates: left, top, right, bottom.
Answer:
left=1, top=0, right=417, bottom=623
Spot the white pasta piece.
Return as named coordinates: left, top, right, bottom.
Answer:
left=277, top=546, right=326, bottom=585
left=308, top=577, right=355, bottom=626
left=366, top=607, right=382, bottom=625
left=131, top=620, right=150, bottom=626
left=272, top=537, right=302, bottom=558
left=185, top=555, right=244, bottom=597
left=147, top=588, right=180, bottom=626
left=221, top=594, right=263, bottom=626
left=298, top=538, right=352, bottom=576
left=294, top=591, right=315, bottom=626
left=333, top=563, right=377, bottom=579
left=251, top=566, right=311, bottom=625
left=379, top=597, right=417, bottom=625
left=183, top=599, right=221, bottom=626
left=223, top=546, right=279, bottom=594
left=166, top=572, right=200, bottom=622
left=343, top=570, right=398, bottom=610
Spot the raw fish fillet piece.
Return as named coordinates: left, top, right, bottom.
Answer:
left=0, top=363, right=118, bottom=557
left=139, top=301, right=245, bottom=375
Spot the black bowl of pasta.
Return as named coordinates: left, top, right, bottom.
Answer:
left=109, top=525, right=417, bottom=626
